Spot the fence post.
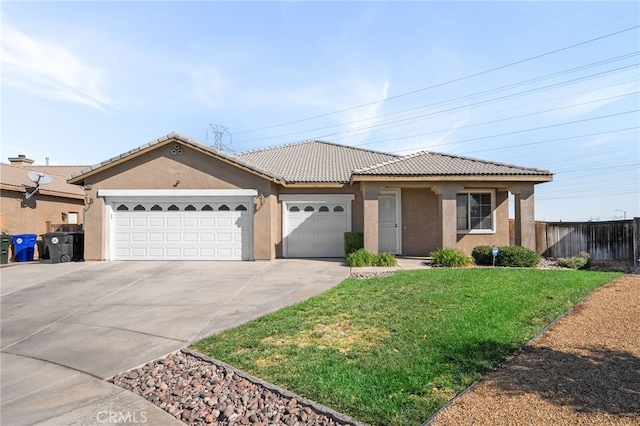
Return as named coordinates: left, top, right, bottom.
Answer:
left=634, top=217, right=640, bottom=270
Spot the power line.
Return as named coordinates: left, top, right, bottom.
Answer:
left=238, top=51, right=640, bottom=144
left=234, top=52, right=639, bottom=145
left=384, top=109, right=639, bottom=154
left=234, top=25, right=639, bottom=135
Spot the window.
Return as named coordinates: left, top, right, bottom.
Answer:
left=185, top=205, right=196, bottom=211
left=289, top=206, right=300, bottom=212
left=202, top=205, right=213, bottom=211
left=304, top=206, right=315, bottom=212
left=116, top=204, right=129, bottom=211
left=457, top=192, right=493, bottom=232
left=218, top=204, right=230, bottom=211
left=168, top=205, right=179, bottom=211
left=133, top=204, right=146, bottom=211
left=235, top=205, right=247, bottom=211
left=334, top=206, right=344, bottom=212
left=319, top=206, right=329, bottom=212
left=151, top=205, right=162, bottom=211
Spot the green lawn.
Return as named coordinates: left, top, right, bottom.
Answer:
left=191, top=269, right=621, bottom=425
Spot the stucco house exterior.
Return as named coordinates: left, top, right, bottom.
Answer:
left=68, top=132, right=552, bottom=261
left=1, top=156, right=86, bottom=237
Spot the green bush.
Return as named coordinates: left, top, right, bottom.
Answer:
left=430, top=248, right=472, bottom=268
left=471, top=245, right=494, bottom=266
left=495, top=246, right=539, bottom=268
left=375, top=252, right=398, bottom=267
left=344, top=232, right=364, bottom=255
left=345, top=249, right=375, bottom=267
left=557, top=252, right=591, bottom=270
left=344, top=249, right=398, bottom=267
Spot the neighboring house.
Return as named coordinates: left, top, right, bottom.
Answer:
left=0, top=156, right=87, bottom=237
left=68, top=132, right=553, bottom=261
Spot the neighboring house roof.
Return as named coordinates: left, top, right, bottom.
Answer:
left=29, top=165, right=89, bottom=177
left=353, top=150, right=553, bottom=178
left=0, top=163, right=85, bottom=199
left=68, top=132, right=284, bottom=184
left=237, top=140, right=400, bottom=183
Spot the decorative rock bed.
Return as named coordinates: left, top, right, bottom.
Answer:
left=109, top=350, right=363, bottom=426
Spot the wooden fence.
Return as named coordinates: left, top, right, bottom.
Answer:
left=528, top=219, right=639, bottom=265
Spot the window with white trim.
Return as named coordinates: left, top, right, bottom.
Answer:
left=456, top=191, right=494, bottom=232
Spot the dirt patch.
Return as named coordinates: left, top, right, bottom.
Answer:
left=262, top=319, right=389, bottom=355
left=427, top=275, right=640, bottom=425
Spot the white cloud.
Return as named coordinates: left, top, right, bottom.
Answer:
left=554, top=79, right=638, bottom=118
left=1, top=25, right=112, bottom=110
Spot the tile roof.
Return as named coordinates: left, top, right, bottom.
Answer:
left=68, top=132, right=284, bottom=183
left=1, top=163, right=85, bottom=199
left=237, top=140, right=400, bottom=183
left=353, top=150, right=553, bottom=177
left=66, top=131, right=552, bottom=185
left=29, top=165, right=89, bottom=177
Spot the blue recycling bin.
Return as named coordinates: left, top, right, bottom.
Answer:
left=12, top=234, right=37, bottom=262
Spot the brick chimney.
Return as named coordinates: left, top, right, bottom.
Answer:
left=8, top=155, right=35, bottom=167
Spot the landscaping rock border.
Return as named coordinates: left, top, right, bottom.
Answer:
left=109, top=349, right=364, bottom=426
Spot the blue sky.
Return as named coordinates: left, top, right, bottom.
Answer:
left=2, top=1, right=638, bottom=221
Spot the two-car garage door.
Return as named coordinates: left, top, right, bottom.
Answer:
left=101, top=190, right=255, bottom=261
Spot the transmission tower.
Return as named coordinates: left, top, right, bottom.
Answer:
left=206, top=124, right=233, bottom=152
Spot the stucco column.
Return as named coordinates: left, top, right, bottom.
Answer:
left=362, top=183, right=383, bottom=253
left=511, top=184, right=536, bottom=250
left=432, top=183, right=463, bottom=249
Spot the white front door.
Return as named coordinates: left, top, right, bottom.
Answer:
left=378, top=192, right=400, bottom=254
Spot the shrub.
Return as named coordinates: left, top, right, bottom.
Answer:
left=345, top=249, right=375, bottom=267
left=375, top=252, right=398, bottom=267
left=495, top=246, right=539, bottom=268
left=344, top=232, right=364, bottom=255
left=557, top=252, right=591, bottom=270
left=471, top=245, right=494, bottom=266
left=430, top=248, right=472, bottom=268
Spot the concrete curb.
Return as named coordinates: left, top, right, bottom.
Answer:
left=182, top=348, right=366, bottom=426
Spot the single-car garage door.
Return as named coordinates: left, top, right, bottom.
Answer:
left=280, top=194, right=354, bottom=258
left=100, top=190, right=256, bottom=261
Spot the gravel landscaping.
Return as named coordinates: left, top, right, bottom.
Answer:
left=109, top=350, right=362, bottom=426
left=426, top=274, right=640, bottom=425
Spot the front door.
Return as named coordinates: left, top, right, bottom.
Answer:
left=378, top=192, right=400, bottom=254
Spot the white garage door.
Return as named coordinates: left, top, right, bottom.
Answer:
left=281, top=194, right=354, bottom=258
left=100, top=190, right=256, bottom=261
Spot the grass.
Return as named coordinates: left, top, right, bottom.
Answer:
left=191, top=269, right=621, bottom=425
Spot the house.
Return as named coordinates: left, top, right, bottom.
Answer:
left=1, top=156, right=87, bottom=237
left=68, top=132, right=552, bottom=261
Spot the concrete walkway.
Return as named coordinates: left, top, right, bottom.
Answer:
left=0, top=259, right=349, bottom=426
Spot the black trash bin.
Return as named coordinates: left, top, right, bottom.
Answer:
left=43, top=232, right=74, bottom=263
left=1, top=234, right=11, bottom=264
left=70, top=232, right=85, bottom=262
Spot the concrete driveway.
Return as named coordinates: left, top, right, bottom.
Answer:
left=1, top=259, right=349, bottom=425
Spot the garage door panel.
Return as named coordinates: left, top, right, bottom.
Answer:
left=149, top=217, right=163, bottom=227
left=112, top=202, right=252, bottom=260
left=166, top=218, right=181, bottom=227
left=284, top=201, right=348, bottom=258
